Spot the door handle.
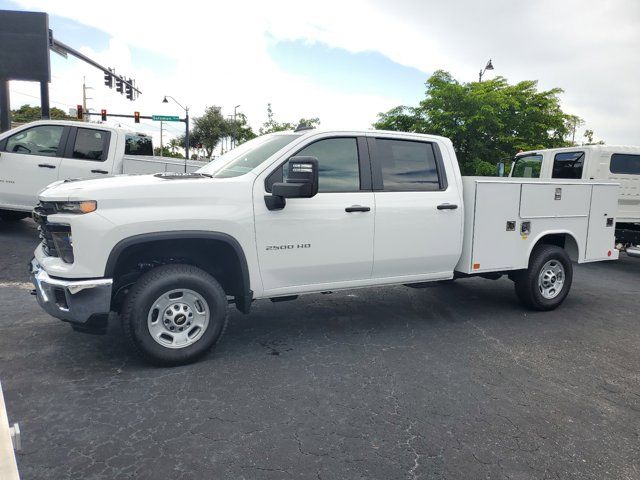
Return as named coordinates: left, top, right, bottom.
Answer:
left=437, top=203, right=458, bottom=210
left=91, top=169, right=109, bottom=174
left=345, top=205, right=371, bottom=213
left=38, top=164, right=56, bottom=169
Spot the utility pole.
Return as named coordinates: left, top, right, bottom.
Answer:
left=160, top=120, right=164, bottom=156
left=82, top=76, right=93, bottom=122
left=233, top=104, right=240, bottom=149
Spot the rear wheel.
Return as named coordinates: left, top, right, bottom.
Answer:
left=514, top=245, right=573, bottom=311
left=0, top=210, right=29, bottom=222
left=121, top=264, right=229, bottom=365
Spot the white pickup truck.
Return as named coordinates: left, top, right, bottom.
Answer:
left=29, top=128, right=619, bottom=365
left=0, top=120, right=202, bottom=220
left=509, top=145, right=640, bottom=256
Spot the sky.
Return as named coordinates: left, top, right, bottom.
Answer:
left=1, top=0, right=639, bottom=148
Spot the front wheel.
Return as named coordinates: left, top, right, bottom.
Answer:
left=513, top=245, right=573, bottom=311
left=121, top=264, right=229, bottom=365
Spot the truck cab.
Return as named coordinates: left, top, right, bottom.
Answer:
left=0, top=120, right=153, bottom=218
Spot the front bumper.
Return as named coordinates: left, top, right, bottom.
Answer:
left=30, top=259, right=113, bottom=324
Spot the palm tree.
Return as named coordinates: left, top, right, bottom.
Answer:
left=169, top=138, right=180, bottom=154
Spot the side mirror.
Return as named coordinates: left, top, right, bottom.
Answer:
left=497, top=162, right=505, bottom=177
left=265, top=156, right=319, bottom=211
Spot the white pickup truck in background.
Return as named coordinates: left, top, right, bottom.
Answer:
left=29, top=128, right=619, bottom=365
left=0, top=120, right=203, bottom=221
left=509, top=145, right=640, bottom=257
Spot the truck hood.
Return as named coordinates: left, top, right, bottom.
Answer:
left=39, top=173, right=251, bottom=203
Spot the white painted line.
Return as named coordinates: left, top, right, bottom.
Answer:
left=0, top=381, right=20, bottom=480
left=0, top=282, right=32, bottom=290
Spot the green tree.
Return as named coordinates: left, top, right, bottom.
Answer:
left=153, top=146, right=184, bottom=158
left=583, top=129, right=605, bottom=145
left=176, top=106, right=228, bottom=157
left=178, top=107, right=259, bottom=157
left=373, top=70, right=577, bottom=175
left=168, top=138, right=182, bottom=155
left=565, top=115, right=585, bottom=145
left=259, top=103, right=320, bottom=135
left=227, top=113, right=256, bottom=146
left=11, top=104, right=74, bottom=123
left=193, top=106, right=228, bottom=157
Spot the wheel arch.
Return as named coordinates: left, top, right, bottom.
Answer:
left=105, top=231, right=252, bottom=313
left=527, top=230, right=581, bottom=263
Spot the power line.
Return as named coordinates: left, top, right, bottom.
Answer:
left=10, top=90, right=76, bottom=109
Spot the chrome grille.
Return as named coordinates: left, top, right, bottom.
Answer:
left=33, top=202, right=57, bottom=257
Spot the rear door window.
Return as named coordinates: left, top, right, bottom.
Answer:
left=375, top=138, right=442, bottom=191
left=552, top=151, right=585, bottom=179
left=610, top=154, right=640, bottom=174
left=71, top=128, right=110, bottom=161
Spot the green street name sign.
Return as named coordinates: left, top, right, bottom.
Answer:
left=151, top=115, right=180, bottom=122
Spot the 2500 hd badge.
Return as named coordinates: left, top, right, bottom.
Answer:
left=266, top=244, right=311, bottom=251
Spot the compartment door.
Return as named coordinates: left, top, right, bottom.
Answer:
left=520, top=184, right=590, bottom=218
left=471, top=182, right=523, bottom=272
left=585, top=185, right=618, bottom=260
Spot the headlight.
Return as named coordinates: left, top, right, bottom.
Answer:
left=55, top=201, right=97, bottom=214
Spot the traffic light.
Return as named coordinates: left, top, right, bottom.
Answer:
left=115, top=77, right=123, bottom=94
left=103, top=69, right=113, bottom=89
left=76, top=104, right=83, bottom=120
left=101, top=109, right=107, bottom=121
left=125, top=79, right=133, bottom=101
left=134, top=111, right=140, bottom=123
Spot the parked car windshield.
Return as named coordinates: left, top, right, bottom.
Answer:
left=511, top=153, right=543, bottom=178
left=198, top=134, right=301, bottom=178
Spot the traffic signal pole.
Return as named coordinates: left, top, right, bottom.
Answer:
left=0, top=80, right=10, bottom=132
left=185, top=109, right=190, bottom=168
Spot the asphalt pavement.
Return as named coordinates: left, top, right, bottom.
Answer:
left=0, top=219, right=638, bottom=479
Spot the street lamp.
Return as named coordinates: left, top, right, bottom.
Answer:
left=478, top=59, right=494, bottom=82
left=163, top=95, right=190, bottom=167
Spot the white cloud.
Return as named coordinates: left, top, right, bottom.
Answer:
left=8, top=0, right=640, bottom=146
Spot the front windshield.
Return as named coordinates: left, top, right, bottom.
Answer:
left=511, top=154, right=543, bottom=178
left=198, top=134, right=301, bottom=178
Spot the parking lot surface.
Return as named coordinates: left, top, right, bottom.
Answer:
left=1, top=219, right=639, bottom=479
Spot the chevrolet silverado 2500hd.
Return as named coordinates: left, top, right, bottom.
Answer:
left=30, top=129, right=619, bottom=365
left=0, top=120, right=202, bottom=220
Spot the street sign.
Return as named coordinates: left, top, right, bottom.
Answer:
left=151, top=115, right=180, bottom=122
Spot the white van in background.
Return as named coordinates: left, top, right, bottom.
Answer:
left=509, top=145, right=640, bottom=256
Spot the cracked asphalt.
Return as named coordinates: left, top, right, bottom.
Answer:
left=1, top=219, right=639, bottom=479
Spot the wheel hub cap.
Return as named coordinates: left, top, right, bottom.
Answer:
left=148, top=289, right=209, bottom=349
left=538, top=260, right=565, bottom=299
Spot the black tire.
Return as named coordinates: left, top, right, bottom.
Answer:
left=121, top=264, right=229, bottom=366
left=513, top=244, right=573, bottom=311
left=0, top=210, right=29, bottom=222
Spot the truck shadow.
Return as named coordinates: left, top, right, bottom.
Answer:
left=49, top=269, right=621, bottom=369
